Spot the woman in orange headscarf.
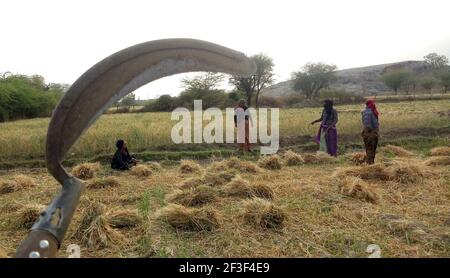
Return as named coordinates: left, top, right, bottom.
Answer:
left=361, top=100, right=380, bottom=164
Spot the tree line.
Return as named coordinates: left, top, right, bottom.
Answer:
left=2, top=52, right=449, bottom=120
left=0, top=73, right=67, bottom=122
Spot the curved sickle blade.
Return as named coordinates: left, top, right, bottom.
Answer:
left=46, top=38, right=256, bottom=183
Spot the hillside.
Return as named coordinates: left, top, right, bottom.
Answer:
left=262, top=60, right=431, bottom=97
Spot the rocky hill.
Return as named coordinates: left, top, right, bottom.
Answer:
left=262, top=60, right=430, bottom=97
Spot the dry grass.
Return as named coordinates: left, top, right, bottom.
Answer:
left=303, top=151, right=336, bottom=164
left=87, top=177, right=120, bottom=189
left=424, top=156, right=450, bottom=166
left=242, top=198, right=287, bottom=230
left=156, top=204, right=220, bottom=231
left=337, top=177, right=380, bottom=204
left=430, top=146, right=450, bottom=156
left=166, top=185, right=218, bottom=207
left=0, top=202, right=24, bottom=213
left=74, top=202, right=122, bottom=249
left=251, top=184, right=275, bottom=200
left=345, top=152, right=366, bottom=165
left=107, top=209, right=142, bottom=228
left=380, top=214, right=429, bottom=243
left=131, top=165, right=152, bottom=177
left=180, top=160, right=202, bottom=174
left=71, top=162, right=101, bottom=180
left=383, top=145, right=414, bottom=157
left=258, top=155, right=283, bottom=170
left=386, top=161, right=426, bottom=184
left=0, top=248, right=8, bottom=258
left=14, top=205, right=45, bottom=230
left=283, top=150, right=304, bottom=166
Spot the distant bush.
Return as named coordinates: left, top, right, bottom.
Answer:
left=318, top=89, right=366, bottom=104
left=258, top=96, right=283, bottom=107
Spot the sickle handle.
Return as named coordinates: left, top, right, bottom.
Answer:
left=14, top=230, right=59, bottom=258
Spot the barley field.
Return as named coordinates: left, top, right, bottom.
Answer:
left=0, top=99, right=449, bottom=161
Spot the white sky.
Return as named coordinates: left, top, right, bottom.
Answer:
left=1, top=0, right=449, bottom=99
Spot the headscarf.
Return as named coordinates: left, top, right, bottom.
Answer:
left=366, top=99, right=379, bottom=119
left=116, top=139, right=124, bottom=149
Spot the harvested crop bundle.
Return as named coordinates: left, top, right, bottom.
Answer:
left=87, top=177, right=120, bottom=189
left=107, top=209, right=142, bottom=228
left=166, top=185, right=217, bottom=207
left=71, top=162, right=101, bottom=180
left=337, top=177, right=380, bottom=204
left=156, top=204, right=220, bottom=231
left=180, top=160, right=202, bottom=174
left=258, top=155, right=282, bottom=170
left=283, top=150, right=304, bottom=166
left=242, top=198, right=286, bottom=230
left=131, top=165, right=152, bottom=177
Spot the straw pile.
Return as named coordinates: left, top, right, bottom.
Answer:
left=333, top=163, right=391, bottom=181
left=303, top=152, right=336, bottom=164
left=333, top=161, right=425, bottom=184
left=0, top=202, right=24, bottom=213
left=166, top=185, right=218, bottom=207
left=15, top=205, right=45, bottom=229
left=178, top=177, right=204, bottom=190
left=0, top=175, right=37, bottom=195
left=383, top=145, right=414, bottom=157
left=210, top=157, right=260, bottom=173
left=156, top=204, right=220, bottom=231
left=242, top=198, right=286, bottom=230
left=131, top=165, right=152, bottom=177
left=71, top=162, right=101, bottom=180
left=430, top=146, right=450, bottom=156
left=424, top=156, right=450, bottom=166
left=251, top=184, right=275, bottom=200
left=258, top=155, right=282, bottom=170
left=222, top=176, right=254, bottom=198
left=107, top=209, right=142, bottom=228
left=0, top=180, right=18, bottom=195
left=146, top=162, right=162, bottom=172
left=345, top=152, right=366, bottom=165
left=180, top=160, right=202, bottom=174
left=202, top=171, right=236, bottom=187
left=87, top=177, right=120, bottom=189
left=283, top=150, right=305, bottom=166
left=337, top=177, right=380, bottom=204
left=74, top=202, right=122, bottom=249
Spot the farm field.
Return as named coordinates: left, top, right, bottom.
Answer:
left=0, top=147, right=449, bottom=258
left=0, top=99, right=449, bottom=163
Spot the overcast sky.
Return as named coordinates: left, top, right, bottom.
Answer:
left=1, top=0, right=449, bottom=99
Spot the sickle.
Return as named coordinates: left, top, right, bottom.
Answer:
left=14, top=38, right=256, bottom=258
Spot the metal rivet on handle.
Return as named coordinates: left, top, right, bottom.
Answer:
left=29, top=251, right=41, bottom=258
left=39, top=240, right=50, bottom=249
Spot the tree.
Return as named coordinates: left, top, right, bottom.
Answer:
left=229, top=54, right=275, bottom=107
left=381, top=69, right=412, bottom=94
left=437, top=70, right=450, bottom=94
left=181, top=72, right=224, bottom=92
left=291, top=63, right=337, bottom=99
left=424, top=53, right=449, bottom=70
left=419, top=75, right=437, bottom=94
left=120, top=93, right=136, bottom=109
